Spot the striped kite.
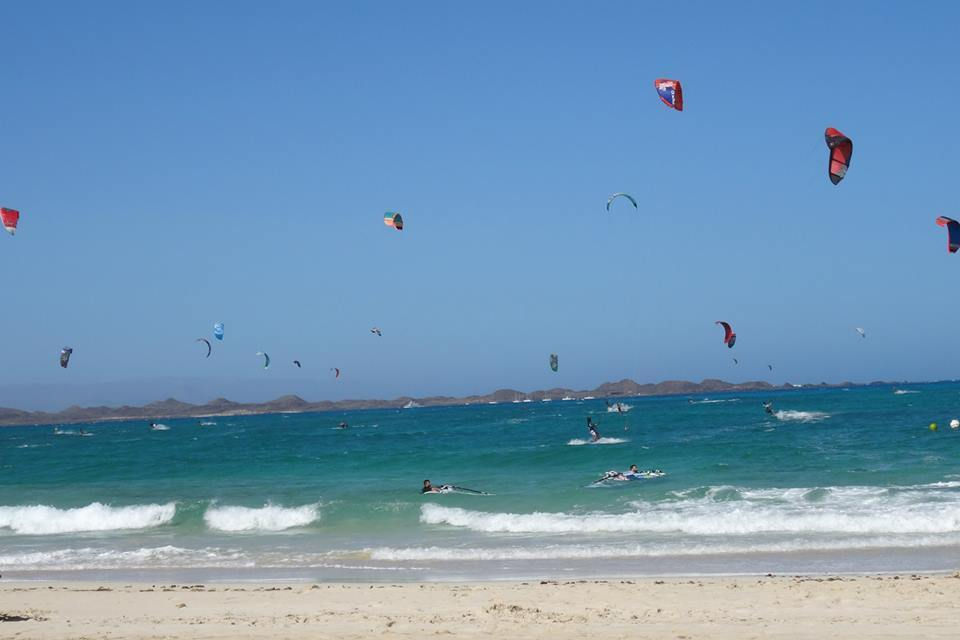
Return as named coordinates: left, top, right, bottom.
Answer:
left=825, top=128, right=853, bottom=185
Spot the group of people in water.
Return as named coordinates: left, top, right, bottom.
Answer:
left=422, top=414, right=656, bottom=493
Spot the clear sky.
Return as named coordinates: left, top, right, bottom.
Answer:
left=1, top=1, right=958, bottom=410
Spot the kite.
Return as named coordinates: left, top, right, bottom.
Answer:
left=549, top=353, right=558, bottom=372
left=331, top=367, right=340, bottom=379
left=384, top=212, right=403, bottom=231
left=196, top=338, right=212, bottom=358
left=256, top=352, right=271, bottom=369
left=370, top=327, right=382, bottom=336
left=824, top=128, right=853, bottom=185
left=60, top=347, right=73, bottom=368
left=935, top=216, right=960, bottom=253
left=654, top=78, right=683, bottom=111
left=716, top=321, right=736, bottom=348
left=606, top=193, right=638, bottom=212
left=213, top=323, right=224, bottom=341
left=855, top=327, right=866, bottom=339
left=293, top=360, right=301, bottom=368
left=1, top=208, right=20, bottom=235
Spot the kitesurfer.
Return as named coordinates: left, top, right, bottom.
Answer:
left=763, top=402, right=774, bottom=415
left=422, top=479, right=449, bottom=494
left=587, top=417, right=601, bottom=442
left=338, top=421, right=348, bottom=429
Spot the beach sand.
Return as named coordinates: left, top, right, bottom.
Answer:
left=2, top=575, right=959, bottom=639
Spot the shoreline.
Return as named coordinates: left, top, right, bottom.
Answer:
left=3, top=575, right=959, bottom=638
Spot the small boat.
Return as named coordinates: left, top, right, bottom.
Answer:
left=561, top=396, right=574, bottom=401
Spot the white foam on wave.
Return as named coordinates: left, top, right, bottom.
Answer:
left=689, top=398, right=740, bottom=405
left=0, top=502, right=176, bottom=535
left=606, top=403, right=633, bottom=413
left=370, top=532, right=960, bottom=561
left=566, top=437, right=628, bottom=446
left=893, top=389, right=920, bottom=395
left=203, top=503, right=320, bottom=532
left=421, top=481, right=960, bottom=536
left=774, top=410, right=830, bottom=423
left=0, top=545, right=248, bottom=570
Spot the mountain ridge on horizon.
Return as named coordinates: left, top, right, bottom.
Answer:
left=0, top=377, right=910, bottom=427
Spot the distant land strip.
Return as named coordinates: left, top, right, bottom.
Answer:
left=0, top=378, right=907, bottom=427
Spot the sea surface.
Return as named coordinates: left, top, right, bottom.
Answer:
left=2, top=384, right=959, bottom=582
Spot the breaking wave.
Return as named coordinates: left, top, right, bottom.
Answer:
left=0, top=502, right=176, bottom=535
left=420, top=482, right=960, bottom=535
left=203, top=503, right=320, bottom=532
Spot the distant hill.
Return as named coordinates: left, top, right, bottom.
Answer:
left=0, top=378, right=868, bottom=427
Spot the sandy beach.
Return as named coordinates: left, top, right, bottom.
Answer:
left=2, top=575, right=959, bottom=639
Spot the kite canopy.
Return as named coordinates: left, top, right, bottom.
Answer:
left=293, top=360, right=301, bottom=368
left=60, top=347, right=73, bottom=368
left=654, top=78, right=683, bottom=111
left=549, top=353, right=558, bottom=372
left=370, top=327, right=382, bottom=336
left=824, top=128, right=852, bottom=185
left=213, top=323, right=224, bottom=341
left=716, top=321, right=736, bottom=348
left=196, top=338, right=211, bottom=358
left=384, top=212, right=403, bottom=231
left=331, top=367, right=340, bottom=379
left=1, top=208, right=20, bottom=235
left=936, top=216, right=960, bottom=253
left=256, top=351, right=270, bottom=369
left=855, top=327, right=866, bottom=338
left=606, top=193, right=638, bottom=212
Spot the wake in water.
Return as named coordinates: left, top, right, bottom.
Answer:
left=774, top=410, right=830, bottom=423
left=606, top=403, right=633, bottom=413
left=689, top=398, right=740, bottom=405
left=567, top=437, right=628, bottom=446
left=893, top=389, right=920, bottom=395
left=53, top=428, right=93, bottom=437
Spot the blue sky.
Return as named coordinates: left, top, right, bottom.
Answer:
left=1, top=1, right=958, bottom=409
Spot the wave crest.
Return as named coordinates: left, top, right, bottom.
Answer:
left=421, top=482, right=960, bottom=535
left=0, top=502, right=176, bottom=535
left=203, top=503, right=319, bottom=532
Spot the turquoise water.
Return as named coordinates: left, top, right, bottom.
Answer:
left=2, top=384, right=959, bottom=581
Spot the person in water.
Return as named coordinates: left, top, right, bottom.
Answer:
left=763, top=401, right=774, bottom=415
left=337, top=421, right=348, bottom=429
left=586, top=417, right=600, bottom=441
left=422, top=479, right=449, bottom=494
left=624, top=464, right=640, bottom=477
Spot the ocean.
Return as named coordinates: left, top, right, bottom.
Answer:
left=2, top=384, right=959, bottom=582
